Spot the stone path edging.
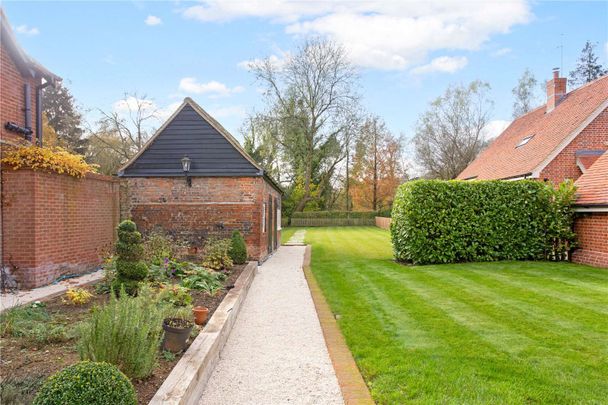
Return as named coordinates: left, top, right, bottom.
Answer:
left=302, top=245, right=375, bottom=404
left=149, top=261, right=258, bottom=405
left=0, top=270, right=103, bottom=313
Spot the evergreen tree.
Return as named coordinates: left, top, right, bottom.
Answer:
left=569, top=41, right=608, bottom=86
left=42, top=82, right=86, bottom=153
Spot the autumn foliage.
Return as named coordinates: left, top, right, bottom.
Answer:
left=1, top=145, right=97, bottom=178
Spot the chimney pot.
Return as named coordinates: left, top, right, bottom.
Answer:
left=547, top=69, right=567, bottom=113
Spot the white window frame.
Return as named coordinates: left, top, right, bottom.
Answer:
left=262, top=202, right=267, bottom=233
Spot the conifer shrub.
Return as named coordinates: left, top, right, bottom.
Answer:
left=229, top=231, right=248, bottom=264
left=32, top=361, right=136, bottom=405
left=113, top=220, right=148, bottom=295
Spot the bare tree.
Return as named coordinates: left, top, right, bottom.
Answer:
left=251, top=38, right=361, bottom=212
left=88, top=93, right=159, bottom=163
left=413, top=81, right=493, bottom=179
left=512, top=68, right=539, bottom=118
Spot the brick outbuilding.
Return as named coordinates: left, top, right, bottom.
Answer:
left=119, top=98, right=282, bottom=262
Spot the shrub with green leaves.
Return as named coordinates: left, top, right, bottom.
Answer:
left=158, top=285, right=193, bottom=307
left=390, top=180, right=576, bottom=265
left=77, top=286, right=166, bottom=379
left=202, top=238, right=233, bottom=270
left=180, top=268, right=226, bottom=296
left=32, top=361, right=136, bottom=405
left=113, top=220, right=148, bottom=295
left=143, top=230, right=178, bottom=265
left=229, top=231, right=248, bottom=264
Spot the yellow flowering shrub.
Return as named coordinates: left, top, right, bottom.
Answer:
left=63, top=288, right=93, bottom=305
left=1, top=145, right=97, bottom=178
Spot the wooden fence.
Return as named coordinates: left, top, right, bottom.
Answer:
left=375, top=216, right=391, bottom=230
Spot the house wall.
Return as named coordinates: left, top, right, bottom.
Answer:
left=572, top=212, right=608, bottom=268
left=0, top=44, right=39, bottom=146
left=540, top=108, right=608, bottom=184
left=1, top=169, right=120, bottom=288
left=122, top=176, right=280, bottom=261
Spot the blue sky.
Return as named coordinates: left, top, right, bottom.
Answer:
left=4, top=1, right=608, bottom=146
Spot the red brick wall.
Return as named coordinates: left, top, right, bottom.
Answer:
left=572, top=212, right=608, bottom=268
left=1, top=44, right=39, bottom=146
left=540, top=108, right=608, bottom=184
left=122, top=176, right=281, bottom=261
left=1, top=169, right=120, bottom=288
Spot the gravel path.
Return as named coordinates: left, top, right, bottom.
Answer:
left=198, top=246, right=343, bottom=405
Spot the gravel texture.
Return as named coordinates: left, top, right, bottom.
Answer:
left=198, top=246, right=343, bottom=405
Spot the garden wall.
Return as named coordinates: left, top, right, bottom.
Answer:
left=572, top=212, right=608, bottom=268
left=375, top=216, right=391, bottom=230
left=1, top=169, right=120, bottom=288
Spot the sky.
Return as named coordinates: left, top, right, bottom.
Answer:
left=4, top=0, right=608, bottom=149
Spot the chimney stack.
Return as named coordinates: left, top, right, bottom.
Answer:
left=546, top=68, right=567, bottom=113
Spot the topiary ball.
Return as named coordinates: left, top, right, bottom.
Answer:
left=32, top=361, right=137, bottom=405
left=117, top=220, right=137, bottom=233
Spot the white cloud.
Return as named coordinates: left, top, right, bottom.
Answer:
left=483, top=120, right=511, bottom=140
left=411, top=56, right=468, bottom=75
left=605, top=41, right=608, bottom=56
left=157, top=101, right=183, bottom=121
left=182, top=0, right=532, bottom=70
left=491, top=47, right=512, bottom=57
left=15, top=25, right=39, bottom=36
left=145, top=15, right=162, bottom=26
left=208, top=105, right=247, bottom=119
left=178, top=78, right=244, bottom=97
left=113, top=96, right=158, bottom=115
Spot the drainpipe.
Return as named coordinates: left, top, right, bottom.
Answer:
left=35, top=81, right=53, bottom=146
left=24, top=83, right=32, bottom=142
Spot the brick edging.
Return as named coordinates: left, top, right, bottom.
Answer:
left=302, top=245, right=375, bottom=404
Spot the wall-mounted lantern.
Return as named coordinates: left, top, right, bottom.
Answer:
left=181, top=155, right=192, bottom=187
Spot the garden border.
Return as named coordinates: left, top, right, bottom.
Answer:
left=302, top=245, right=375, bottom=404
left=149, top=261, right=257, bottom=405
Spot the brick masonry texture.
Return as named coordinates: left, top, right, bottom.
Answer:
left=540, top=108, right=608, bottom=184
left=0, top=45, right=39, bottom=146
left=572, top=212, right=608, bottom=268
left=121, top=176, right=281, bottom=261
left=1, top=169, right=120, bottom=288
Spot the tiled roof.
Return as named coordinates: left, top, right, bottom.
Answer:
left=458, top=75, right=608, bottom=180
left=575, top=151, right=608, bottom=206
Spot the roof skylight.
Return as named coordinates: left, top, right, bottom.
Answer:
left=516, top=135, right=534, bottom=148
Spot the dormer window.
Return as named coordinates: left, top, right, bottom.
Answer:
left=516, top=135, right=534, bottom=148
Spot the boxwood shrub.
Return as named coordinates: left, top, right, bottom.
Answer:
left=32, top=361, right=136, bottom=405
left=390, top=180, right=575, bottom=264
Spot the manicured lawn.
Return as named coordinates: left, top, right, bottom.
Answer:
left=306, top=227, right=608, bottom=404
left=280, top=227, right=298, bottom=244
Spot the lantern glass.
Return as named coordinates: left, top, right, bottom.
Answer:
left=181, top=156, right=191, bottom=172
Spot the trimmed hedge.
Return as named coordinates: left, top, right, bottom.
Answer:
left=291, top=211, right=378, bottom=219
left=33, top=361, right=136, bottom=405
left=390, top=180, right=575, bottom=265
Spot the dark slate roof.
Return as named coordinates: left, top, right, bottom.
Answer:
left=119, top=99, right=262, bottom=178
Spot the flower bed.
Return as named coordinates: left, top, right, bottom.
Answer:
left=0, top=265, right=245, bottom=404
left=0, top=222, right=251, bottom=404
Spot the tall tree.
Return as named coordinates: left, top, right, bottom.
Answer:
left=250, top=39, right=360, bottom=212
left=512, top=68, right=539, bottom=118
left=413, top=81, right=493, bottom=179
left=88, top=93, right=159, bottom=166
left=569, top=41, right=608, bottom=86
left=351, top=116, right=406, bottom=211
left=42, top=82, right=86, bottom=153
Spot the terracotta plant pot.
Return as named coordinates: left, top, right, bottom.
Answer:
left=192, top=306, right=209, bottom=325
left=162, top=317, right=194, bottom=353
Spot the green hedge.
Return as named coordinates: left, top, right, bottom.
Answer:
left=291, top=211, right=378, bottom=219
left=390, top=180, right=575, bottom=265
